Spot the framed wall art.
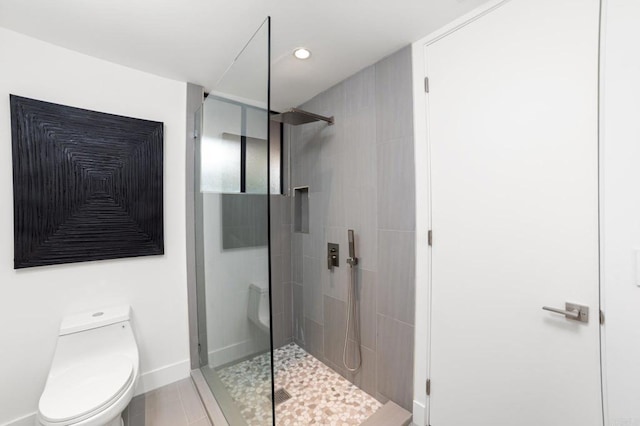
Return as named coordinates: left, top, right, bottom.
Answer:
left=10, top=95, right=164, bottom=268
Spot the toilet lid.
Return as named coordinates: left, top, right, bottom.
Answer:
left=39, top=355, right=134, bottom=423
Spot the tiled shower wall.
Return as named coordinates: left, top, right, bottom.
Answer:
left=275, top=46, right=416, bottom=410
left=270, top=192, right=294, bottom=349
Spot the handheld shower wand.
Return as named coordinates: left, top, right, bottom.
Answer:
left=343, top=229, right=362, bottom=372
left=347, top=229, right=358, bottom=266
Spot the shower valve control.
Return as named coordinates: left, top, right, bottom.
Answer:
left=327, top=243, right=339, bottom=270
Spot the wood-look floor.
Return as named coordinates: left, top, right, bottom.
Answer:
left=124, top=379, right=212, bottom=426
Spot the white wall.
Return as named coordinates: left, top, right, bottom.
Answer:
left=0, top=27, right=189, bottom=425
left=202, top=193, right=270, bottom=367
left=200, top=97, right=270, bottom=367
left=601, top=1, right=640, bottom=424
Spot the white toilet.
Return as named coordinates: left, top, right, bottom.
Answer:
left=37, top=306, right=140, bottom=426
left=248, top=282, right=270, bottom=333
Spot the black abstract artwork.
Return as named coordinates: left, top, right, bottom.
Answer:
left=10, top=95, right=164, bottom=269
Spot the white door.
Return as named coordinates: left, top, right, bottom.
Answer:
left=426, top=0, right=602, bottom=424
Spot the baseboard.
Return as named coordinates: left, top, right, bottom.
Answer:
left=0, top=361, right=190, bottom=426
left=134, top=358, right=191, bottom=396
left=208, top=338, right=268, bottom=368
left=1, top=412, right=36, bottom=426
left=412, top=400, right=427, bottom=426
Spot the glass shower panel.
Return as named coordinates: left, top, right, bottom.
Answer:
left=245, top=135, right=269, bottom=193
left=195, top=18, right=274, bottom=426
left=200, top=100, right=242, bottom=193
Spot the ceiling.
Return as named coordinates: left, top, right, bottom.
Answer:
left=0, top=0, right=489, bottom=111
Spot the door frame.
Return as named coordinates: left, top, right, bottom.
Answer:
left=597, top=0, right=609, bottom=422
left=409, top=0, right=606, bottom=424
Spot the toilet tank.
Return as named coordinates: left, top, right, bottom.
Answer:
left=248, top=283, right=269, bottom=312
left=248, top=283, right=270, bottom=332
left=59, top=305, right=131, bottom=336
left=248, top=282, right=268, bottom=296
left=52, top=306, right=139, bottom=373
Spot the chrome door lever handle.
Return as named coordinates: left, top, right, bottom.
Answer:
left=542, top=302, right=589, bottom=323
left=542, top=306, right=580, bottom=319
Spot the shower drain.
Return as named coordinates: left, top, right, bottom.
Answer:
left=274, top=388, right=292, bottom=405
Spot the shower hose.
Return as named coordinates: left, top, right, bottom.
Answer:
left=343, top=263, right=362, bottom=372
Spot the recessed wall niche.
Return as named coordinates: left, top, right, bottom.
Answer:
left=294, top=186, right=309, bottom=233
left=10, top=95, right=164, bottom=269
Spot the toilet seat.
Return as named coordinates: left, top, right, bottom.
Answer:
left=39, top=354, right=134, bottom=424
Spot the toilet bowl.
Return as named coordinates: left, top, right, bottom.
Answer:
left=248, top=282, right=270, bottom=333
left=37, top=306, right=140, bottom=426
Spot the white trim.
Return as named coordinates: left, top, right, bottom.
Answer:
left=134, top=359, right=191, bottom=396
left=411, top=38, right=430, bottom=426
left=598, top=0, right=610, bottom=423
left=411, top=1, right=512, bottom=425
left=418, top=0, right=511, bottom=47
left=0, top=412, right=36, bottom=426
left=208, top=336, right=270, bottom=368
left=412, top=400, right=427, bottom=426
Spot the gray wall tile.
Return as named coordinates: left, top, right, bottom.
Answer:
left=272, top=312, right=286, bottom=349
left=302, top=220, right=323, bottom=260
left=322, top=263, right=349, bottom=302
left=318, top=81, right=346, bottom=120
left=375, top=392, right=390, bottom=405
left=323, top=357, right=347, bottom=379
left=375, top=46, right=414, bottom=143
left=286, top=44, right=416, bottom=411
left=377, top=230, right=416, bottom=325
left=325, top=179, right=346, bottom=228
left=221, top=194, right=268, bottom=249
left=376, top=314, right=414, bottom=411
left=304, top=317, right=324, bottom=359
left=281, top=195, right=292, bottom=225
left=292, top=233, right=303, bottom=283
left=354, top=269, right=377, bottom=350
left=344, top=185, right=378, bottom=272
left=270, top=268, right=283, bottom=315
left=271, top=195, right=293, bottom=348
left=377, top=140, right=416, bottom=232
left=303, top=255, right=323, bottom=324
left=283, top=282, right=293, bottom=340
left=343, top=107, right=377, bottom=188
left=323, top=295, right=347, bottom=367
left=346, top=343, right=377, bottom=398
left=281, top=226, right=292, bottom=283
left=269, top=223, right=283, bottom=255
left=345, top=65, right=376, bottom=117
left=292, top=283, right=304, bottom=344
left=270, top=195, right=282, bottom=229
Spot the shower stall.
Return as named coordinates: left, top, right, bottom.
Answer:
left=190, top=17, right=416, bottom=426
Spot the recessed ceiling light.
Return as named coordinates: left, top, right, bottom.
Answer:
left=293, top=48, right=311, bottom=60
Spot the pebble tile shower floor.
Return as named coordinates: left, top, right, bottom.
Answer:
left=216, top=342, right=382, bottom=425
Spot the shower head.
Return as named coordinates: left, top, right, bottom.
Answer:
left=271, top=108, right=334, bottom=126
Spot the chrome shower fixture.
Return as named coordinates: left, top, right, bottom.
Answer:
left=271, top=108, right=334, bottom=126
left=347, top=229, right=358, bottom=267
left=343, top=229, right=361, bottom=373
